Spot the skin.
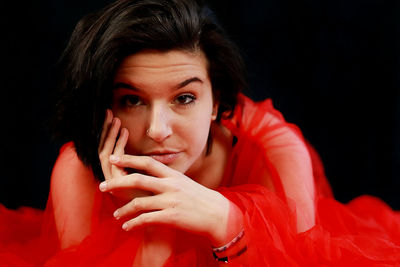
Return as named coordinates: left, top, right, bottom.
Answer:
left=97, top=50, right=244, bottom=255
left=53, top=48, right=315, bottom=263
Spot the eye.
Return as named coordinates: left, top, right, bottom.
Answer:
left=120, top=95, right=143, bottom=107
left=174, top=93, right=196, bottom=106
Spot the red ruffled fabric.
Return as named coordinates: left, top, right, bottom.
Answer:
left=1, top=94, right=399, bottom=266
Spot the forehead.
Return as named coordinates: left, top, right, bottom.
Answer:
left=114, top=49, right=209, bottom=81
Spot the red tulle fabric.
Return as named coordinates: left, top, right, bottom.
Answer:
left=1, top=94, right=399, bottom=266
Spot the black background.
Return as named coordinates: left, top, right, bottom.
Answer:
left=1, top=0, right=399, bottom=210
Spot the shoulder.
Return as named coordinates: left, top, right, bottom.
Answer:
left=224, top=94, right=305, bottom=143
left=225, top=94, right=316, bottom=232
left=50, top=142, right=98, bottom=248
left=51, top=142, right=96, bottom=190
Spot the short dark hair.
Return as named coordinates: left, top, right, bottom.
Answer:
left=52, top=0, right=247, bottom=180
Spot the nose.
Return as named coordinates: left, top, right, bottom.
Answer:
left=146, top=103, right=172, bottom=142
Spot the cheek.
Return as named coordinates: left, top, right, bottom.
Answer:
left=187, top=96, right=214, bottom=144
left=182, top=112, right=212, bottom=153
left=115, top=113, right=146, bottom=151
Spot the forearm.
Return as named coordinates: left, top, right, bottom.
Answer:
left=132, top=226, right=174, bottom=267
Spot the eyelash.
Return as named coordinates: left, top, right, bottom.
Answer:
left=174, top=93, right=196, bottom=107
left=120, top=95, right=142, bottom=107
left=118, top=93, right=197, bottom=108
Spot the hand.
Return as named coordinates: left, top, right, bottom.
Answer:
left=98, top=109, right=151, bottom=201
left=99, top=154, right=243, bottom=246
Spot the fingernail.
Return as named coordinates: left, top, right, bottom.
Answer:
left=113, top=210, right=120, bottom=219
left=122, top=223, right=129, bottom=231
left=99, top=182, right=107, bottom=191
left=110, top=155, right=119, bottom=163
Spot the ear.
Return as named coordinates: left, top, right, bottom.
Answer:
left=211, top=102, right=219, bottom=121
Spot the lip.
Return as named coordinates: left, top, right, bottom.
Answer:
left=146, top=151, right=181, bottom=165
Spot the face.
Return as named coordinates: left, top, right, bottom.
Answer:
left=111, top=49, right=217, bottom=175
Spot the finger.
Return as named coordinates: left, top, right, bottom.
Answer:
left=113, top=193, right=173, bottom=220
left=102, top=117, right=121, bottom=155
left=99, top=173, right=167, bottom=194
left=98, top=109, right=113, bottom=153
left=111, top=127, right=129, bottom=176
left=121, top=209, right=171, bottom=231
left=113, top=127, right=129, bottom=155
left=109, top=154, right=176, bottom=178
left=99, top=117, right=121, bottom=179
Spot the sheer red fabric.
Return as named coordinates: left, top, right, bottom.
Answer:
left=1, top=94, right=399, bottom=266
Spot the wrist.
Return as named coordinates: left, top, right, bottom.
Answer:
left=212, top=226, right=247, bottom=263
left=210, top=199, right=244, bottom=247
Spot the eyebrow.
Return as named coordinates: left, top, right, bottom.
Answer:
left=113, top=77, right=203, bottom=91
left=113, top=82, right=138, bottom=91
left=177, top=77, right=203, bottom=89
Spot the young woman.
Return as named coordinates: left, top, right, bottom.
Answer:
left=1, top=0, right=399, bottom=266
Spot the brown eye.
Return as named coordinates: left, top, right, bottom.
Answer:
left=120, top=95, right=142, bottom=107
left=174, top=94, right=196, bottom=105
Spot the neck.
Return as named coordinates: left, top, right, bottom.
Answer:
left=186, top=123, right=233, bottom=189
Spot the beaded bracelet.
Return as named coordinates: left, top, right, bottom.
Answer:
left=212, top=246, right=247, bottom=263
left=212, top=228, right=245, bottom=253
left=212, top=228, right=246, bottom=262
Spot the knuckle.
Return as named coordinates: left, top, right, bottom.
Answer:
left=128, top=174, right=140, bottom=186
left=99, top=151, right=107, bottom=161
left=143, top=157, right=154, bottom=168
left=168, top=180, right=181, bottom=192
left=119, top=155, right=127, bottom=163
left=132, top=198, right=142, bottom=209
left=142, top=215, right=150, bottom=224
left=138, top=214, right=149, bottom=224
left=169, top=199, right=179, bottom=209
left=130, top=198, right=137, bottom=209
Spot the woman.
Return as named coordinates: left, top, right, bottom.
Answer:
left=50, top=0, right=315, bottom=263
left=1, top=0, right=399, bottom=266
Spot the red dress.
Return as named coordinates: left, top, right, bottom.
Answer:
left=1, top=94, right=399, bottom=266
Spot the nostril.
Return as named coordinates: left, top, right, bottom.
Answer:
left=146, top=124, right=172, bottom=142
left=147, top=106, right=172, bottom=142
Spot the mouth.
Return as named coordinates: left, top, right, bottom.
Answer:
left=146, top=152, right=181, bottom=165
